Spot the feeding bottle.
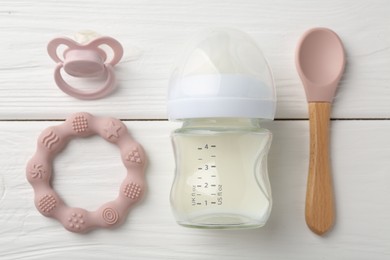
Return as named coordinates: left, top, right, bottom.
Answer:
left=167, top=28, right=276, bottom=229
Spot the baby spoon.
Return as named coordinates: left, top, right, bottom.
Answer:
left=296, top=28, right=345, bottom=235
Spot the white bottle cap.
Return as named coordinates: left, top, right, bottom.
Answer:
left=168, top=28, right=276, bottom=121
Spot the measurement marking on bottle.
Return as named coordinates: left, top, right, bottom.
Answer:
left=197, top=177, right=202, bottom=179
left=211, top=145, right=216, bottom=148
left=198, top=167, right=202, bottom=170
left=197, top=147, right=202, bottom=150
left=211, top=175, right=216, bottom=177
left=198, top=158, right=202, bottom=160
left=191, top=184, right=223, bottom=206
left=192, top=185, right=196, bottom=206
left=211, top=165, right=216, bottom=168
left=211, top=155, right=216, bottom=158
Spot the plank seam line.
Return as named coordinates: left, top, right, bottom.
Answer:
left=1, top=118, right=390, bottom=122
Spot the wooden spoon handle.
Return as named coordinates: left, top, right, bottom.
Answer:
left=306, top=102, right=335, bottom=235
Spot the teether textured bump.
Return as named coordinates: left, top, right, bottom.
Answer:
left=26, top=113, right=147, bottom=233
left=47, top=33, right=123, bottom=100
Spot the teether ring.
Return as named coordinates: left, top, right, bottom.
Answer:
left=26, top=113, right=147, bottom=233
left=48, top=32, right=123, bottom=100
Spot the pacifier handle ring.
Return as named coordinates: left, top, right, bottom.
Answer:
left=88, top=36, right=124, bottom=66
left=47, top=37, right=79, bottom=63
left=54, top=64, right=116, bottom=100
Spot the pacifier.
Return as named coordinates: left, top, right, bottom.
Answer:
left=47, top=31, right=123, bottom=100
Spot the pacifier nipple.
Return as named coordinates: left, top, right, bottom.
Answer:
left=74, top=30, right=101, bottom=44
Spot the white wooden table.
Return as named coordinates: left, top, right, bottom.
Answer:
left=1, top=0, right=389, bottom=259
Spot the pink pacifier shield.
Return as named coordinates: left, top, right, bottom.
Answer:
left=47, top=33, right=123, bottom=100
left=26, top=113, right=147, bottom=233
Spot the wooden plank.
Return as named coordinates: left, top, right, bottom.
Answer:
left=0, top=120, right=389, bottom=259
left=0, top=0, right=389, bottom=119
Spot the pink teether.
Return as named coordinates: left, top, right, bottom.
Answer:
left=26, top=113, right=147, bottom=233
left=47, top=32, right=123, bottom=100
